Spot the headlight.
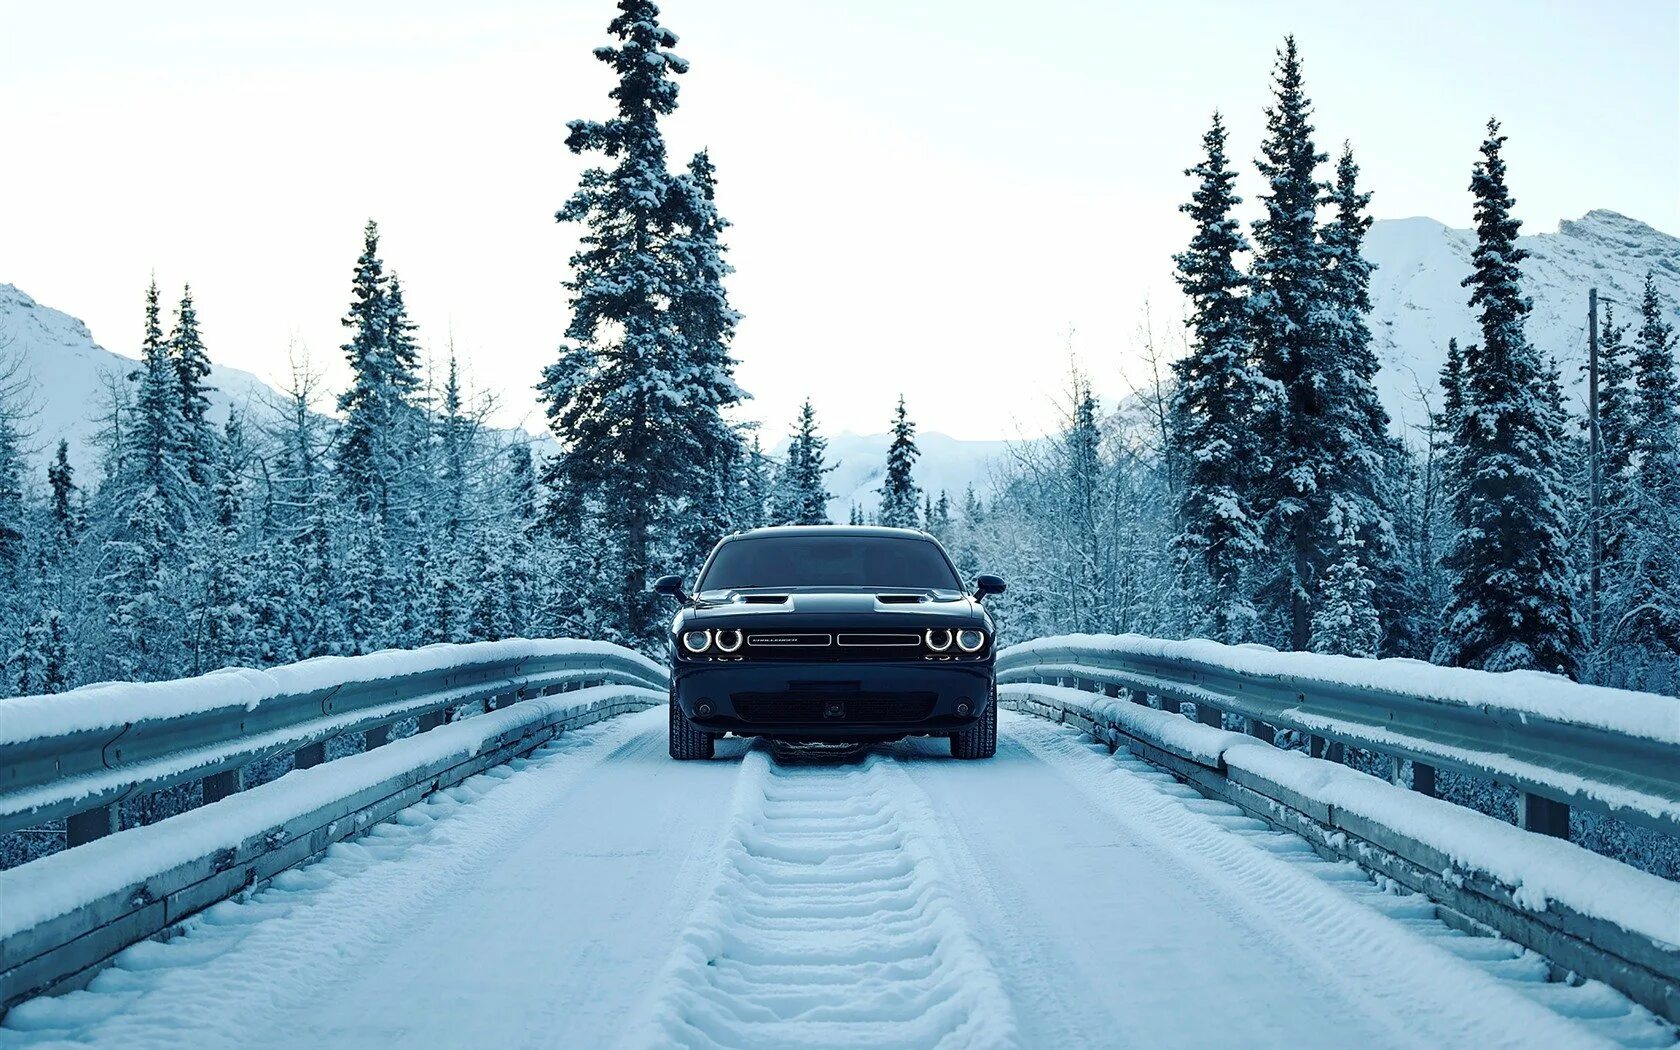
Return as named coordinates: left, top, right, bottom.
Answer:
left=956, top=629, right=986, bottom=653
left=681, top=629, right=712, bottom=653
left=925, top=628, right=953, bottom=652
left=715, top=628, right=743, bottom=653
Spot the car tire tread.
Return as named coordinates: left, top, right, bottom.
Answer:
left=669, top=690, right=715, bottom=760
left=949, top=682, right=997, bottom=759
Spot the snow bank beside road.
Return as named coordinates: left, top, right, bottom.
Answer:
left=1004, top=634, right=1680, bottom=745
left=0, top=639, right=663, bottom=746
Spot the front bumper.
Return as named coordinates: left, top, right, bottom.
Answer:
left=671, top=659, right=993, bottom=739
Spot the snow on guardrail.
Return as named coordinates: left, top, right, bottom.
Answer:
left=1002, top=634, right=1680, bottom=745
left=0, top=639, right=666, bottom=746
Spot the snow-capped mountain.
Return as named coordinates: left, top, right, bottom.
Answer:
left=815, top=431, right=1011, bottom=523
left=6, top=208, right=1674, bottom=491
left=1364, top=209, right=1680, bottom=437
left=0, top=283, right=280, bottom=472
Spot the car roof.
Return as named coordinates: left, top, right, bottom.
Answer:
left=724, top=525, right=934, bottom=542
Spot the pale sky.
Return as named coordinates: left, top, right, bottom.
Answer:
left=1, top=1, right=1675, bottom=441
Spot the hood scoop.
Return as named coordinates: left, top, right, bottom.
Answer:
left=876, top=593, right=929, bottom=604
left=739, top=593, right=790, bottom=604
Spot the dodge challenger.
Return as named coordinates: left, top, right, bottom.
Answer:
left=653, top=525, right=1006, bottom=760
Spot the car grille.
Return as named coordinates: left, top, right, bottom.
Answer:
left=739, top=630, right=915, bottom=661
left=732, top=693, right=939, bottom=724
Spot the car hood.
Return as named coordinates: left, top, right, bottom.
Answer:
left=682, top=588, right=984, bottom=625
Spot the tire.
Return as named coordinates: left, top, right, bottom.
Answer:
left=950, top=682, right=997, bottom=760
left=669, top=690, right=715, bottom=760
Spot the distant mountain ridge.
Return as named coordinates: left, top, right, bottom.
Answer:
left=1364, top=209, right=1680, bottom=436
left=0, top=283, right=278, bottom=473
left=5, top=209, right=1675, bottom=494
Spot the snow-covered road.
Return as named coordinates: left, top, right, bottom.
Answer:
left=2, top=709, right=1671, bottom=1049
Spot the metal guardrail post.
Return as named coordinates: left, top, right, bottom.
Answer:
left=1195, top=703, right=1221, bottom=728
left=1412, top=763, right=1438, bottom=798
left=364, top=725, right=391, bottom=750
left=294, top=742, right=326, bottom=769
left=202, top=769, right=243, bottom=804
left=418, top=709, right=452, bottom=732
left=1520, top=793, right=1571, bottom=839
left=1247, top=718, right=1275, bottom=744
left=65, top=805, right=117, bottom=847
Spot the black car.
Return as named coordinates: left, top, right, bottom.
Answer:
left=654, top=525, right=1006, bottom=760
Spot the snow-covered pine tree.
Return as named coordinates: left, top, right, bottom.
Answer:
left=1248, top=37, right=1335, bottom=650
left=1309, top=518, right=1381, bottom=657
left=734, top=435, right=770, bottom=531
left=46, top=439, right=80, bottom=551
left=1168, top=111, right=1267, bottom=642
left=501, top=443, right=540, bottom=636
left=168, top=284, right=217, bottom=489
left=101, top=278, right=196, bottom=680
left=541, top=0, right=745, bottom=645
left=668, top=148, right=747, bottom=508
left=877, top=396, right=922, bottom=529
left=0, top=366, right=25, bottom=595
left=1436, top=121, right=1581, bottom=677
left=336, top=221, right=420, bottom=522
left=1321, top=144, right=1410, bottom=653
left=16, top=599, right=71, bottom=696
left=926, top=491, right=952, bottom=544
left=1617, top=272, right=1680, bottom=657
left=466, top=537, right=514, bottom=642
left=848, top=504, right=864, bottom=526
left=1592, top=304, right=1635, bottom=572
left=189, top=414, right=256, bottom=672
left=777, top=399, right=834, bottom=525
left=341, top=512, right=392, bottom=654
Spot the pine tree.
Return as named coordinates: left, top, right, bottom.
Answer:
left=190, top=414, right=256, bottom=672
left=1618, top=272, right=1680, bottom=654
left=877, top=396, right=921, bottom=528
left=337, top=221, right=420, bottom=521
left=102, top=279, right=195, bottom=680
left=540, top=0, right=744, bottom=645
left=47, top=440, right=80, bottom=551
left=169, top=284, right=217, bottom=489
left=777, top=399, right=834, bottom=525
left=1169, top=111, right=1267, bottom=642
left=0, top=379, right=24, bottom=594
left=1436, top=121, right=1581, bottom=676
left=1321, top=144, right=1407, bottom=653
left=1593, top=304, right=1636, bottom=572
left=1248, top=37, right=1335, bottom=649
left=16, top=602, right=70, bottom=696
left=926, top=491, right=953, bottom=543
left=1310, top=519, right=1381, bottom=657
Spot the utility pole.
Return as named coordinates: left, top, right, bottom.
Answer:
left=1587, top=288, right=1601, bottom=648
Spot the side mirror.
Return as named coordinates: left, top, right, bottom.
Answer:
left=652, top=574, right=689, bottom=604
left=974, top=573, right=1007, bottom=602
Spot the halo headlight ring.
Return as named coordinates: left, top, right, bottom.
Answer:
left=681, top=629, right=712, bottom=654
left=956, top=629, right=986, bottom=653
left=925, top=628, right=954, bottom=652
left=715, top=628, right=744, bottom=653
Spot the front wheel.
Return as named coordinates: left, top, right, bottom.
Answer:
left=669, top=692, right=715, bottom=760
left=950, top=685, right=997, bottom=759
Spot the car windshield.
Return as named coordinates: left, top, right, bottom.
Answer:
left=699, top=535, right=962, bottom=591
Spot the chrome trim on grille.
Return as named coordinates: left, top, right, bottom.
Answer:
left=746, top=633, right=833, bottom=647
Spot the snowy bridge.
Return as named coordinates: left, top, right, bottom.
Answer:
left=0, top=638, right=1677, bottom=1047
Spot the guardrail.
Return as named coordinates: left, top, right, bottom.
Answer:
left=0, top=640, right=667, bottom=848
left=0, top=640, right=669, bottom=1014
left=997, top=635, right=1680, bottom=841
left=996, top=635, right=1680, bottom=1025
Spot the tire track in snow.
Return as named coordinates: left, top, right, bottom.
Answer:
left=624, top=747, right=1017, bottom=1050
